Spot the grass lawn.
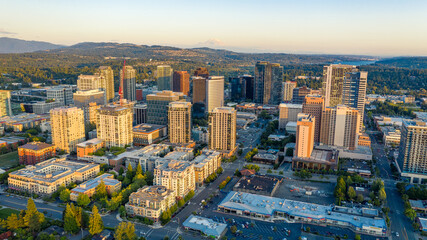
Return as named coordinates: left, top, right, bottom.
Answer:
left=0, top=151, right=19, bottom=169
left=0, top=207, right=20, bottom=219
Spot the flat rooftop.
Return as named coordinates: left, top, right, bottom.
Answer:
left=71, top=173, right=120, bottom=194
left=233, top=175, right=281, bottom=194
left=183, top=215, right=227, bottom=238
left=156, top=159, right=192, bottom=172
left=128, top=185, right=174, bottom=203
left=133, top=124, right=166, bottom=134
left=76, top=138, right=104, bottom=148
left=19, top=142, right=54, bottom=151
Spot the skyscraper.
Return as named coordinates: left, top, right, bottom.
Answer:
left=282, top=81, right=297, bottom=102
left=295, top=113, right=315, bottom=158
left=46, top=86, right=73, bottom=106
left=320, top=105, right=360, bottom=150
left=157, top=65, right=173, bottom=91
left=343, top=71, right=368, bottom=132
left=230, top=75, right=254, bottom=101
left=0, top=90, right=12, bottom=117
left=208, top=107, right=236, bottom=151
left=146, top=91, right=186, bottom=125
left=97, top=100, right=134, bottom=148
left=194, top=67, right=209, bottom=78
left=98, top=66, right=115, bottom=102
left=292, top=86, right=313, bottom=104
left=168, top=102, right=192, bottom=144
left=77, top=75, right=102, bottom=91
left=254, top=61, right=283, bottom=104
left=192, top=76, right=206, bottom=104
left=120, top=66, right=136, bottom=101
left=134, top=104, right=147, bottom=125
left=172, top=71, right=190, bottom=96
left=73, top=89, right=106, bottom=122
left=50, top=107, right=85, bottom=153
left=322, top=64, right=358, bottom=107
left=278, top=103, right=303, bottom=129
left=205, top=76, right=224, bottom=113
left=398, top=120, right=427, bottom=183
left=302, top=95, right=324, bottom=142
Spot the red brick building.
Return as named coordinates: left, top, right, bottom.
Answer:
left=18, top=142, right=56, bottom=165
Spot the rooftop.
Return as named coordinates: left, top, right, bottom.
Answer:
left=133, top=124, right=167, bottom=134
left=19, top=142, right=54, bottom=151
left=156, top=159, right=193, bottom=172
left=233, top=175, right=281, bottom=194
left=71, top=173, right=120, bottom=194
left=183, top=215, right=227, bottom=238
left=76, top=138, right=104, bottom=148
left=129, top=185, right=174, bottom=202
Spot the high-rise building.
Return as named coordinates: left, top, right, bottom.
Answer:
left=292, top=86, right=313, bottom=104
left=320, top=105, right=360, bottom=150
left=194, top=67, right=209, bottom=78
left=47, top=86, right=73, bottom=106
left=192, top=76, right=206, bottom=104
left=50, top=107, right=85, bottom=153
left=254, top=61, right=283, bottom=104
left=343, top=71, right=368, bottom=132
left=146, top=91, right=185, bottom=125
left=282, top=81, right=297, bottom=102
left=168, top=102, right=192, bottom=144
left=97, top=100, right=134, bottom=148
left=206, top=76, right=224, bottom=113
left=172, top=71, right=190, bottom=96
left=208, top=107, right=236, bottom=151
left=73, top=89, right=106, bottom=122
left=120, top=66, right=136, bottom=101
left=302, top=95, right=324, bottom=142
left=154, top=160, right=195, bottom=198
left=278, top=103, right=303, bottom=129
left=230, top=75, right=254, bottom=101
left=77, top=75, right=102, bottom=91
left=134, top=104, right=147, bottom=125
left=398, top=120, right=427, bottom=183
left=0, top=90, right=12, bottom=117
left=157, top=65, right=173, bottom=91
left=296, top=113, right=315, bottom=158
left=322, top=64, right=358, bottom=107
left=97, top=66, right=115, bottom=102
left=88, top=102, right=101, bottom=125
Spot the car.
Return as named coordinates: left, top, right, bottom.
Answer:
left=242, top=224, right=245, bottom=228
left=396, top=232, right=399, bottom=237
left=271, top=226, right=274, bottom=230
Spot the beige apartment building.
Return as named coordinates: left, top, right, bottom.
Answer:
left=295, top=113, right=315, bottom=158
left=50, top=107, right=86, bottom=153
left=125, top=186, right=176, bottom=222
left=208, top=107, right=236, bottom=151
left=70, top=173, right=121, bottom=201
left=154, top=160, right=195, bottom=198
left=168, top=101, right=192, bottom=144
left=320, top=105, right=360, bottom=150
left=278, top=103, right=303, bottom=129
left=77, top=75, right=102, bottom=91
left=88, top=102, right=101, bottom=125
left=302, top=95, right=324, bottom=142
left=282, top=81, right=297, bottom=102
left=193, top=150, right=222, bottom=185
left=97, top=66, right=115, bottom=102
left=97, top=100, right=134, bottom=148
left=8, top=158, right=99, bottom=195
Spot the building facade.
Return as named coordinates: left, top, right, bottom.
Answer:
left=121, top=66, right=136, bottom=101
left=76, top=138, right=105, bottom=158
left=291, top=86, right=313, bottom=104
left=134, top=104, right=147, bottom=125
left=282, top=81, right=297, bottom=102
left=322, top=64, right=358, bottom=107
left=208, top=107, right=236, bottom=151
left=193, top=150, right=222, bottom=185
left=46, top=86, right=73, bottom=106
left=206, top=76, right=224, bottom=113
left=97, top=66, right=115, bottom=102
left=254, top=62, right=283, bottom=104
left=50, top=107, right=86, bottom=153
left=146, top=90, right=185, bottom=125
left=0, top=90, right=12, bottom=117
left=133, top=124, right=167, bottom=146
left=154, top=160, right=195, bottom=198
left=278, top=103, right=303, bottom=129
left=168, top=102, right=192, bottom=144
left=192, top=76, right=206, bottom=104
left=70, top=173, right=121, bottom=201
left=157, top=65, right=173, bottom=91
left=18, top=142, right=55, bottom=165
left=73, top=89, right=106, bottom=122
left=77, top=75, right=102, bottom=91
left=172, top=71, right=190, bottom=96
left=302, top=95, right=324, bottom=142
left=342, top=71, right=368, bottom=132
left=295, top=113, right=315, bottom=158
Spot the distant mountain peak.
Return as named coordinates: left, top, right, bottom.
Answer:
left=0, top=37, right=64, bottom=53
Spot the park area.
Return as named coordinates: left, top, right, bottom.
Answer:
left=0, top=151, right=19, bottom=169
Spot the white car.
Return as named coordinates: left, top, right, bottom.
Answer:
left=396, top=232, right=399, bottom=237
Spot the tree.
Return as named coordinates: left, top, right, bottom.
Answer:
left=119, top=167, right=124, bottom=176
left=89, top=205, right=104, bottom=235
left=23, top=198, right=45, bottom=234
left=77, top=193, right=91, bottom=207
left=379, top=188, right=387, bottom=202
left=95, top=179, right=108, bottom=199
left=230, top=225, right=237, bottom=234
left=60, top=188, right=71, bottom=202
left=356, top=194, right=364, bottom=203
left=126, top=164, right=134, bottom=180
left=114, top=222, right=137, bottom=240
left=405, top=208, right=417, bottom=221
left=347, top=186, right=356, bottom=200
left=136, top=163, right=143, bottom=176
left=119, top=205, right=126, bottom=217
left=355, top=234, right=361, bottom=240
left=4, top=213, right=21, bottom=230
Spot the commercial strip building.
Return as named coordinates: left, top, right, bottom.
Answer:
left=70, top=173, right=121, bottom=201
left=218, top=191, right=387, bottom=237
left=133, top=124, right=167, bottom=146
left=0, top=113, right=49, bottom=132
left=8, top=158, right=99, bottom=195
left=380, top=126, right=401, bottom=147
left=183, top=215, right=227, bottom=239
left=76, top=138, right=105, bottom=158
left=18, top=142, right=55, bottom=165
left=126, top=185, right=175, bottom=222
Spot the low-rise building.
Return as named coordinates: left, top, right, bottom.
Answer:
left=8, top=158, right=99, bottom=195
left=252, top=151, right=279, bottom=165
left=380, top=126, right=401, bottom=147
left=193, top=150, right=221, bottom=185
left=154, top=160, right=195, bottom=198
left=0, top=113, right=49, bottom=132
left=233, top=175, right=281, bottom=196
left=18, top=142, right=55, bottom=165
left=409, top=200, right=427, bottom=213
left=183, top=215, right=227, bottom=239
left=76, top=138, right=105, bottom=158
left=70, top=173, right=121, bottom=201
left=133, top=124, right=167, bottom=146
left=292, top=148, right=339, bottom=171
left=358, top=133, right=371, bottom=147
left=125, top=185, right=176, bottom=222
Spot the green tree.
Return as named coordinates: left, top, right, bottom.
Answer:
left=347, top=186, right=356, bottom=200
left=356, top=194, right=364, bottom=203
left=405, top=208, right=417, bottom=221
left=77, top=193, right=91, bottom=207
left=23, top=198, right=45, bottom=234
left=126, top=164, right=134, bottom=180
left=114, top=222, right=137, bottom=240
left=89, top=205, right=104, bottom=235
left=136, top=163, right=143, bottom=176
left=379, top=188, right=387, bottom=202
left=355, top=234, right=361, bottom=240
left=95, top=179, right=108, bottom=199
left=119, top=205, right=126, bottom=217
left=64, top=203, right=80, bottom=234
left=230, top=225, right=237, bottom=234
left=4, top=213, right=21, bottom=230
left=60, top=188, right=71, bottom=202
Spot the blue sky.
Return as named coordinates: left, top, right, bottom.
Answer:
left=1, top=0, right=426, bottom=56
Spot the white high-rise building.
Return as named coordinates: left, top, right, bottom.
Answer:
left=205, top=76, right=224, bottom=113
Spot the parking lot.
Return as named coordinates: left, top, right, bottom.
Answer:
left=273, top=179, right=335, bottom=205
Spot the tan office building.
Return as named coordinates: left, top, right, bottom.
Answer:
left=154, top=160, right=195, bottom=198
left=296, top=113, right=315, bottom=158
left=302, top=95, right=324, bottom=142
left=8, top=158, right=99, bottom=195
left=168, top=101, right=192, bottom=144
left=97, top=66, right=115, bottom=102
left=125, top=186, right=176, bottom=222
left=320, top=105, right=360, bottom=150
left=77, top=75, right=102, bottom=91
left=278, top=103, right=303, bottom=129
left=208, top=107, right=236, bottom=151
left=51, top=107, right=86, bottom=153
left=97, top=100, right=134, bottom=148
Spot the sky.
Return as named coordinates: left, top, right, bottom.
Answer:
left=1, top=0, right=427, bottom=56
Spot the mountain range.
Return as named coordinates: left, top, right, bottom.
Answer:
left=0, top=37, right=63, bottom=53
